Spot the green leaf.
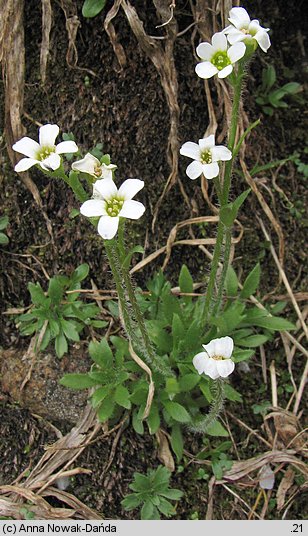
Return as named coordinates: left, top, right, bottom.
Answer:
left=220, top=205, right=234, bottom=227
left=229, top=191, right=249, bottom=223
left=157, top=497, right=175, bottom=517
left=97, top=394, right=115, bottom=422
left=28, top=283, right=46, bottom=306
left=55, top=332, right=68, bottom=358
left=48, top=277, right=64, bottom=305
left=160, top=489, right=183, bottom=500
left=0, top=232, right=9, bottom=244
left=178, top=373, right=200, bottom=392
left=121, top=494, right=143, bottom=511
left=122, top=245, right=144, bottom=270
left=49, top=318, right=60, bottom=337
left=281, top=82, right=301, bottom=94
left=164, top=401, right=191, bottom=423
left=240, top=263, right=261, bottom=298
left=199, top=380, right=213, bottom=402
left=72, top=263, right=89, bottom=283
left=114, top=385, right=131, bottom=409
left=89, top=338, right=113, bottom=367
left=179, top=265, right=193, bottom=294
left=132, top=410, right=144, bottom=435
left=170, top=424, right=183, bottom=462
left=141, top=500, right=155, bottom=520
left=232, top=348, right=255, bottom=362
left=91, top=386, right=111, bottom=408
left=0, top=216, right=9, bottom=230
left=147, top=403, right=160, bottom=435
left=60, top=319, right=80, bottom=341
left=224, top=265, right=238, bottom=297
left=237, top=334, right=269, bottom=347
left=60, top=373, right=98, bottom=389
left=165, top=377, right=180, bottom=397
left=224, top=383, right=242, bottom=402
left=82, top=0, right=106, bottom=18
left=252, top=316, right=296, bottom=331
left=206, top=420, right=229, bottom=437
left=172, top=314, right=185, bottom=350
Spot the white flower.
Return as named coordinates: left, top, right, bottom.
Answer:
left=223, top=7, right=271, bottom=53
left=193, top=336, right=235, bottom=379
left=12, top=124, right=78, bottom=172
left=80, top=178, right=145, bottom=240
left=195, top=32, right=246, bottom=79
left=72, top=153, right=117, bottom=180
left=180, top=135, right=232, bottom=180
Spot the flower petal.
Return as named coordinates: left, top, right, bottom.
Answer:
left=202, top=162, right=219, bottom=179
left=195, top=61, right=218, bottom=79
left=227, top=42, right=246, bottom=63
left=41, top=153, right=61, bottom=170
left=180, top=142, right=201, bottom=161
left=228, top=7, right=250, bottom=29
left=12, top=137, right=40, bottom=158
left=39, top=124, right=59, bottom=146
left=186, top=161, right=203, bottom=180
left=94, top=178, right=118, bottom=200
left=218, top=64, right=233, bottom=79
left=254, top=29, right=271, bottom=52
left=211, top=32, right=228, bottom=51
left=215, top=336, right=234, bottom=358
left=14, top=158, right=39, bottom=172
left=203, top=358, right=220, bottom=380
left=192, top=352, right=208, bottom=374
left=216, top=359, right=235, bottom=378
left=97, top=215, right=119, bottom=240
left=199, top=135, right=215, bottom=151
left=196, top=42, right=213, bottom=60
left=211, top=145, right=232, bottom=162
left=56, top=141, right=78, bottom=154
left=119, top=200, right=145, bottom=220
left=202, top=341, right=216, bottom=359
left=118, top=179, right=144, bottom=200
left=225, top=28, right=246, bottom=45
left=80, top=199, right=106, bottom=217
left=72, top=153, right=98, bottom=175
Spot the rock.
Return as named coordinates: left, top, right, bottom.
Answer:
left=0, top=345, right=91, bottom=423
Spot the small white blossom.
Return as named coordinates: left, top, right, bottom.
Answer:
left=80, top=179, right=145, bottom=240
left=193, top=336, right=235, bottom=380
left=195, top=32, right=246, bottom=80
left=259, top=464, right=275, bottom=490
left=12, top=124, right=78, bottom=172
left=223, top=7, right=271, bottom=53
left=72, top=153, right=116, bottom=180
left=180, top=135, right=232, bottom=180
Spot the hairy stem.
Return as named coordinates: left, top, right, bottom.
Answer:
left=201, top=65, right=244, bottom=325
left=189, top=378, right=225, bottom=434
left=117, top=220, right=172, bottom=376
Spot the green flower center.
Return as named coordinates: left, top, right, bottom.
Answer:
left=200, top=150, right=212, bottom=164
left=37, top=146, right=55, bottom=161
left=212, top=355, right=225, bottom=361
left=211, top=51, right=231, bottom=71
left=105, top=197, right=124, bottom=217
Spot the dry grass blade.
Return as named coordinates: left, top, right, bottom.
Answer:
left=120, top=0, right=180, bottom=231
left=0, top=486, right=75, bottom=519
left=129, top=341, right=154, bottom=419
left=104, top=0, right=127, bottom=68
left=40, top=0, right=52, bottom=84
left=240, top=159, right=285, bottom=266
left=41, top=488, right=102, bottom=519
left=276, top=467, right=295, bottom=511
left=221, top=450, right=308, bottom=483
left=155, top=429, right=175, bottom=471
left=258, top=217, right=308, bottom=341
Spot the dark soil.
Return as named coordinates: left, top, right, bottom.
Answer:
left=0, top=0, right=307, bottom=521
